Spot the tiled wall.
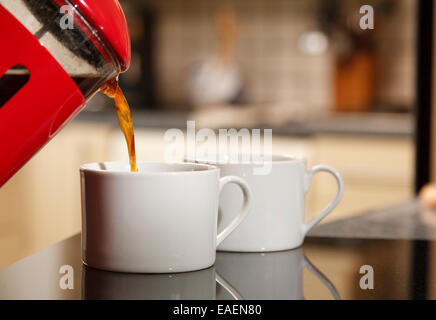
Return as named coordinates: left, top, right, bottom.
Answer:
left=127, top=0, right=416, bottom=111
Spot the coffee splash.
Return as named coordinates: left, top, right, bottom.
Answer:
left=100, top=79, right=138, bottom=172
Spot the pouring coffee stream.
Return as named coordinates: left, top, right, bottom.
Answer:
left=100, top=79, right=138, bottom=172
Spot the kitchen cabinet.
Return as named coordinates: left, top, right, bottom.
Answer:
left=0, top=122, right=111, bottom=267
left=308, top=135, right=414, bottom=222
left=271, top=134, right=414, bottom=223
left=0, top=122, right=414, bottom=266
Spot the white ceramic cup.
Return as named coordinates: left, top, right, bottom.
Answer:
left=80, top=162, right=252, bottom=273
left=185, top=155, right=344, bottom=252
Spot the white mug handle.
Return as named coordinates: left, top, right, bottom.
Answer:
left=302, top=165, right=344, bottom=236
left=217, top=176, right=252, bottom=247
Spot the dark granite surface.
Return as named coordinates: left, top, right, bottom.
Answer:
left=309, top=200, right=436, bottom=240
left=1, top=200, right=435, bottom=300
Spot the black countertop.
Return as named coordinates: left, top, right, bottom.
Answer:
left=309, top=200, right=436, bottom=240
left=1, top=201, right=435, bottom=300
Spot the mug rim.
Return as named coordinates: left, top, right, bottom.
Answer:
left=184, top=154, right=306, bottom=165
left=80, top=161, right=219, bottom=176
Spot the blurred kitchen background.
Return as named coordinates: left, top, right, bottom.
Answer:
left=0, top=0, right=416, bottom=266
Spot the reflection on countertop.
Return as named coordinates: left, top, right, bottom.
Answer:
left=74, top=109, right=413, bottom=137
left=2, top=200, right=436, bottom=300
left=0, top=233, right=427, bottom=300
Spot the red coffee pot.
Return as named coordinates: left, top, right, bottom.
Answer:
left=0, top=0, right=131, bottom=187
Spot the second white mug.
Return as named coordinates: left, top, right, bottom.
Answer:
left=186, top=155, right=344, bottom=252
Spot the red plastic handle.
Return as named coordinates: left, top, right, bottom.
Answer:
left=0, top=5, right=85, bottom=187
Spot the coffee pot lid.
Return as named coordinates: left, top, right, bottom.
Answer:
left=73, top=0, right=131, bottom=72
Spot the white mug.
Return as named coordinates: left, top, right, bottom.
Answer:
left=186, top=155, right=344, bottom=252
left=215, top=248, right=340, bottom=300
left=82, top=265, right=242, bottom=300
left=80, top=162, right=252, bottom=273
